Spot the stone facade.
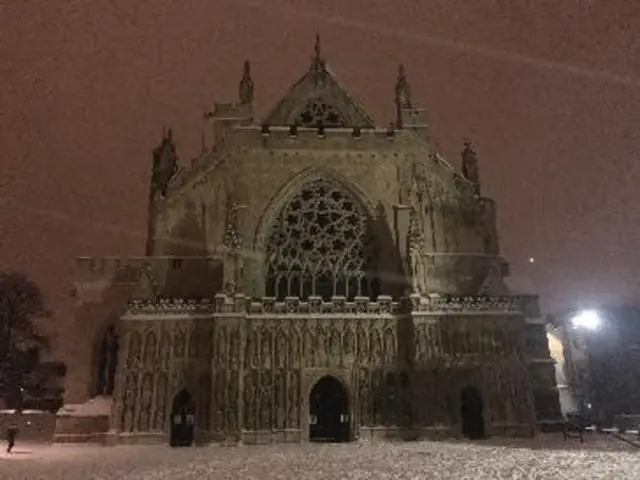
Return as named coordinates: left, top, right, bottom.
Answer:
left=55, top=37, right=561, bottom=444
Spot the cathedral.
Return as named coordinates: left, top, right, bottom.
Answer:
left=54, top=37, right=561, bottom=445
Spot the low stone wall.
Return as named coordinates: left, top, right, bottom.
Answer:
left=108, top=431, right=166, bottom=445
left=490, top=423, right=536, bottom=438
left=358, top=426, right=453, bottom=442
left=54, top=415, right=110, bottom=444
left=614, top=414, right=640, bottom=434
left=0, top=410, right=57, bottom=442
left=239, top=430, right=301, bottom=445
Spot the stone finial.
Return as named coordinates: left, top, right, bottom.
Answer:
left=310, top=33, right=327, bottom=73
left=463, top=139, right=476, bottom=157
left=395, top=64, right=412, bottom=109
left=238, top=60, right=254, bottom=105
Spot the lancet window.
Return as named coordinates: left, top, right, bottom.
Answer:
left=265, top=178, right=379, bottom=300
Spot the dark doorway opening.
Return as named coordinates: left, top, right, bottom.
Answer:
left=170, top=389, right=195, bottom=447
left=309, top=376, right=350, bottom=442
left=460, top=386, right=485, bottom=439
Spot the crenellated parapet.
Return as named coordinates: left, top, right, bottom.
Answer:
left=121, top=292, right=534, bottom=319
left=224, top=125, right=419, bottom=150
left=244, top=295, right=399, bottom=316
left=126, top=298, right=214, bottom=317
left=123, top=294, right=403, bottom=318
left=409, top=293, right=528, bottom=315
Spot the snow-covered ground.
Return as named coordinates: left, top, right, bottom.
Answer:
left=1, top=436, right=639, bottom=480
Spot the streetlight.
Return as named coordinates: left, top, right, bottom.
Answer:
left=571, top=309, right=601, bottom=331
left=569, top=309, right=602, bottom=429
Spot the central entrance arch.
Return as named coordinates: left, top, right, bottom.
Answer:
left=460, top=386, right=485, bottom=439
left=170, top=389, right=195, bottom=447
left=309, top=376, right=350, bottom=442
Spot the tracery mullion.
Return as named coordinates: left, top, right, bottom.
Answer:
left=264, top=178, right=372, bottom=301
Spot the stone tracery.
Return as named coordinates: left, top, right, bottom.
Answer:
left=265, top=178, right=377, bottom=300
left=296, top=98, right=346, bottom=127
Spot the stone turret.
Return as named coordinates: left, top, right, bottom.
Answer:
left=394, top=65, right=429, bottom=140
left=205, top=61, right=254, bottom=145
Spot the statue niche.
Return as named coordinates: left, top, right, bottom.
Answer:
left=264, top=178, right=379, bottom=300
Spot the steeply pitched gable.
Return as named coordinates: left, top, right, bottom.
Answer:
left=263, top=36, right=376, bottom=128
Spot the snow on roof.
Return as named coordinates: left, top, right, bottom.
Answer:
left=57, top=396, right=112, bottom=418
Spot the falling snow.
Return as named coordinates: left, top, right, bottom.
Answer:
left=2, top=436, right=640, bottom=480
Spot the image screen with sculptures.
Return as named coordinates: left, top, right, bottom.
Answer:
left=55, top=37, right=561, bottom=446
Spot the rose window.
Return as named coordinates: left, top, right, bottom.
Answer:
left=265, top=179, right=379, bottom=300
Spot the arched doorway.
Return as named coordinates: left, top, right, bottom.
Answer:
left=309, top=376, right=350, bottom=442
left=460, top=386, right=485, bottom=439
left=170, top=389, right=195, bottom=447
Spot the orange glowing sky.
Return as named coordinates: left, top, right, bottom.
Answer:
left=1, top=1, right=639, bottom=343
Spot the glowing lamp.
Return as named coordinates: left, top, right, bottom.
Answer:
left=571, top=309, right=601, bottom=331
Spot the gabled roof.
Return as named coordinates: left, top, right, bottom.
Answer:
left=263, top=35, right=376, bottom=129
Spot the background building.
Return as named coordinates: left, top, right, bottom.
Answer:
left=549, top=306, right=640, bottom=427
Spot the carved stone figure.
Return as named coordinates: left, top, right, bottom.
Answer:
left=128, top=331, right=142, bottom=368
left=287, top=372, right=299, bottom=428
left=151, top=128, right=178, bottom=198
left=155, top=373, right=167, bottom=431
left=461, top=140, right=481, bottom=195
left=395, top=64, right=412, bottom=109
left=238, top=60, right=254, bottom=105
left=244, top=370, right=256, bottom=430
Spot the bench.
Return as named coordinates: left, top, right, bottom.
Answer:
left=563, top=413, right=591, bottom=443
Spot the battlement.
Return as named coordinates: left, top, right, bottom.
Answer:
left=208, top=102, right=252, bottom=120
left=124, top=292, right=534, bottom=318
left=409, top=293, right=529, bottom=314
left=225, top=125, right=419, bottom=150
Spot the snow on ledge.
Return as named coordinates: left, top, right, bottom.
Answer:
left=57, top=395, right=113, bottom=417
left=0, top=409, right=51, bottom=415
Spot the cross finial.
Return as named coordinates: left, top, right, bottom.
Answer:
left=310, top=33, right=326, bottom=73
left=314, top=33, right=321, bottom=60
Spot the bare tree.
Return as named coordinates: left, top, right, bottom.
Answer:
left=0, top=271, right=50, bottom=409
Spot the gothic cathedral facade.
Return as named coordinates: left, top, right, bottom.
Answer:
left=55, top=37, right=561, bottom=445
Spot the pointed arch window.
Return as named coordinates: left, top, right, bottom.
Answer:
left=264, top=178, right=379, bottom=300
left=95, top=325, right=119, bottom=396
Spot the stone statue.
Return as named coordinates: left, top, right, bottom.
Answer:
left=462, top=140, right=481, bottom=195
left=395, top=65, right=412, bottom=109
left=151, top=128, right=179, bottom=198
left=408, top=209, right=428, bottom=294
left=238, top=60, right=254, bottom=105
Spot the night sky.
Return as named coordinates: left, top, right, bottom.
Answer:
left=1, top=1, right=639, bottom=340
